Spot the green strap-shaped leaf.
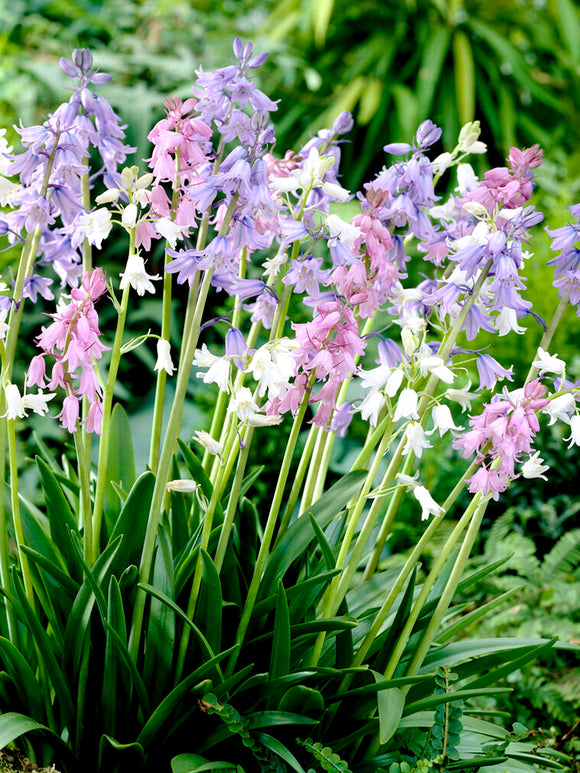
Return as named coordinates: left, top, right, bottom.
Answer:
left=36, top=456, right=83, bottom=583
left=108, top=471, right=156, bottom=571
left=260, top=470, right=366, bottom=597
left=453, top=30, right=475, bottom=126
left=255, top=732, right=306, bottom=773
left=136, top=646, right=238, bottom=751
left=19, top=545, right=79, bottom=597
left=405, top=686, right=510, bottom=714
left=101, top=575, right=129, bottom=733
left=143, top=525, right=176, bottom=700
left=104, top=403, right=136, bottom=526
left=416, top=26, right=451, bottom=121
left=195, top=549, right=223, bottom=655
left=256, top=570, right=341, bottom=621
left=0, top=712, right=70, bottom=755
left=270, top=580, right=291, bottom=680
left=172, top=753, right=238, bottom=772
left=370, top=670, right=405, bottom=745
left=308, top=514, right=335, bottom=572
left=0, top=637, right=46, bottom=723
left=63, top=536, right=123, bottom=675
left=98, top=733, right=145, bottom=771
left=10, top=572, right=74, bottom=728
left=373, top=565, right=417, bottom=673
left=101, top=621, right=151, bottom=716
left=465, top=638, right=557, bottom=691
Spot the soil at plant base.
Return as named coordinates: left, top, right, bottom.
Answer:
left=0, top=749, right=61, bottom=773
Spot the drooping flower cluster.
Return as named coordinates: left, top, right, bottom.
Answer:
left=25, top=268, right=109, bottom=433
left=453, top=379, right=550, bottom=499
left=546, top=203, right=580, bottom=315
left=266, top=300, right=366, bottom=429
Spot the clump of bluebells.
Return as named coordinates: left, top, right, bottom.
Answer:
left=0, top=39, right=579, bottom=771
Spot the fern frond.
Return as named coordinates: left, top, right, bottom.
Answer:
left=542, top=529, right=580, bottom=580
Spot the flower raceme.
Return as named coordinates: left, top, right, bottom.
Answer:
left=25, top=268, right=108, bottom=433
left=453, top=380, right=551, bottom=499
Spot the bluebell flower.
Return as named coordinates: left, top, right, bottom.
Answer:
left=476, top=353, right=514, bottom=391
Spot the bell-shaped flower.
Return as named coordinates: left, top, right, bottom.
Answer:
left=413, top=485, right=445, bottom=520
left=193, top=430, right=222, bottom=456
left=119, top=254, right=161, bottom=296
left=564, top=414, right=580, bottom=448
left=402, top=421, right=432, bottom=457
left=228, top=387, right=260, bottom=422
left=532, top=347, right=566, bottom=377
left=394, top=388, right=419, bottom=421
left=154, top=339, right=175, bottom=376
left=521, top=451, right=549, bottom=480
left=427, top=404, right=460, bottom=437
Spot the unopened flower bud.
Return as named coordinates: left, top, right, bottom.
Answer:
left=402, top=327, right=419, bottom=355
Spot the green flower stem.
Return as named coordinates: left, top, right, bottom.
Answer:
left=349, top=412, right=393, bottom=472
left=81, top=172, right=92, bottom=273
left=149, top=159, right=181, bottom=473
left=148, top=267, right=173, bottom=473
left=525, top=295, right=569, bottom=384
left=214, top=424, right=254, bottom=570
left=347, top=459, right=480, bottom=678
left=74, top=430, right=92, bottom=563
left=308, top=422, right=396, bottom=666
left=309, top=261, right=493, bottom=665
left=311, top=426, right=396, bottom=664
left=275, top=422, right=318, bottom=542
left=214, top=427, right=254, bottom=572
left=175, top=419, right=243, bottom=680
left=6, top=418, right=34, bottom=605
left=226, top=381, right=313, bottom=678
left=129, top=267, right=214, bottom=663
left=382, top=491, right=485, bottom=681
left=298, top=426, right=325, bottom=515
left=4, top=229, right=42, bottom=372
left=0, top=351, right=17, bottom=641
left=91, top=280, right=132, bottom=562
left=404, top=494, right=488, bottom=678
left=362, top=451, right=415, bottom=580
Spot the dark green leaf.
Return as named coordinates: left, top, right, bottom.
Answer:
left=260, top=470, right=366, bottom=597
left=195, top=549, right=223, bottom=656
left=255, top=732, right=306, bottom=773
left=36, top=456, right=83, bottom=583
left=270, top=580, right=291, bottom=680
left=104, top=403, right=136, bottom=525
